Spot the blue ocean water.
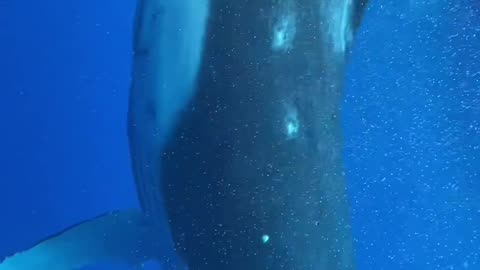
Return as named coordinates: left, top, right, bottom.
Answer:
left=0, top=1, right=478, bottom=270
left=0, top=1, right=138, bottom=268
left=344, top=1, right=480, bottom=269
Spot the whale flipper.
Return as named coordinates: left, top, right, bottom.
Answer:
left=128, top=0, right=209, bottom=223
left=0, top=211, right=161, bottom=270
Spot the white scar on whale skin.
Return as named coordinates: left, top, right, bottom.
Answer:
left=271, top=0, right=296, bottom=52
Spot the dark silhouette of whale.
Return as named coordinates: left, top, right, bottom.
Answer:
left=0, top=1, right=368, bottom=269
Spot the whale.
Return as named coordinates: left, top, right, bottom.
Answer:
left=0, top=0, right=368, bottom=269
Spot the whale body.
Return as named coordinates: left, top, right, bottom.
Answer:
left=0, top=1, right=368, bottom=269
left=159, top=1, right=368, bottom=269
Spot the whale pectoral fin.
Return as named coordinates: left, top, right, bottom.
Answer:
left=0, top=210, right=161, bottom=270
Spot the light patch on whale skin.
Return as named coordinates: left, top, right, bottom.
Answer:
left=271, top=1, right=296, bottom=52
left=271, top=14, right=296, bottom=52
left=284, top=105, right=299, bottom=140
left=323, top=0, right=354, bottom=53
left=261, top=234, right=270, bottom=244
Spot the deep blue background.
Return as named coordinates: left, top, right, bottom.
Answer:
left=0, top=0, right=478, bottom=269
left=345, top=1, right=480, bottom=269
left=0, top=1, right=138, bottom=268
